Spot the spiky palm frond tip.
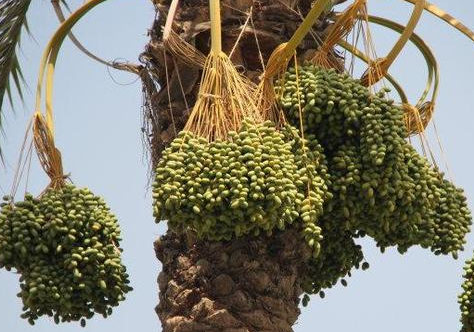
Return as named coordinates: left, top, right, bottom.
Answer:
left=0, top=0, right=33, bottom=158
left=0, top=0, right=32, bottom=112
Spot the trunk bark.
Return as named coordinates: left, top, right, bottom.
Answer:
left=140, top=1, right=347, bottom=331
left=155, top=229, right=311, bottom=332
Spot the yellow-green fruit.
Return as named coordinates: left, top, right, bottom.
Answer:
left=0, top=185, right=132, bottom=326
left=153, top=119, right=330, bottom=252
left=459, top=252, right=474, bottom=332
left=278, top=64, right=471, bottom=297
left=278, top=64, right=472, bottom=257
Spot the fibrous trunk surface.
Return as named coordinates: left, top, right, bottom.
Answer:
left=155, top=229, right=311, bottom=332
left=141, top=1, right=345, bottom=331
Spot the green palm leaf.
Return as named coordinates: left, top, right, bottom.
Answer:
left=0, top=0, right=32, bottom=111
left=0, top=0, right=32, bottom=159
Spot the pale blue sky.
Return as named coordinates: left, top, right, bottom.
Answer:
left=1, top=1, right=473, bottom=331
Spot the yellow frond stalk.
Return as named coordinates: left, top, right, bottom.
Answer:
left=183, top=0, right=259, bottom=142
left=360, top=0, right=426, bottom=86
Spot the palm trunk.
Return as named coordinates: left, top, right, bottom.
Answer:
left=140, top=1, right=346, bottom=331
left=155, top=229, right=311, bottom=332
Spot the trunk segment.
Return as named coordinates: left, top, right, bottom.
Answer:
left=155, top=229, right=312, bottom=332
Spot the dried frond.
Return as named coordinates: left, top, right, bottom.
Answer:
left=32, top=113, right=65, bottom=191
left=164, top=30, right=206, bottom=68
left=311, top=0, right=367, bottom=68
left=184, top=52, right=259, bottom=141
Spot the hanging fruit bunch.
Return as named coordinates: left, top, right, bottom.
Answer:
left=153, top=120, right=328, bottom=243
left=152, top=0, right=333, bottom=259
left=0, top=120, right=132, bottom=327
left=278, top=64, right=471, bottom=256
left=0, top=180, right=132, bottom=326
left=0, top=0, right=132, bottom=326
left=270, top=0, right=474, bottom=324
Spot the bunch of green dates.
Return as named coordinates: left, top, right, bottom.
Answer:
left=429, top=176, right=472, bottom=257
left=301, top=216, right=369, bottom=297
left=0, top=185, right=132, bottom=326
left=277, top=66, right=371, bottom=153
left=279, top=64, right=471, bottom=257
left=282, top=125, right=333, bottom=257
left=460, top=253, right=474, bottom=332
left=277, top=65, right=472, bottom=298
left=153, top=119, right=331, bottom=257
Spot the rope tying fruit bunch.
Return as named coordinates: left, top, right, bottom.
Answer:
left=153, top=119, right=330, bottom=256
left=0, top=185, right=132, bottom=326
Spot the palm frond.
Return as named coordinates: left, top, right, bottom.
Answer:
left=0, top=0, right=32, bottom=158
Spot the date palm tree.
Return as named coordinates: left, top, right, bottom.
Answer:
left=1, top=1, right=473, bottom=332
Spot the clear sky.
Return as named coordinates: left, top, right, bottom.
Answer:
left=0, top=1, right=473, bottom=331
